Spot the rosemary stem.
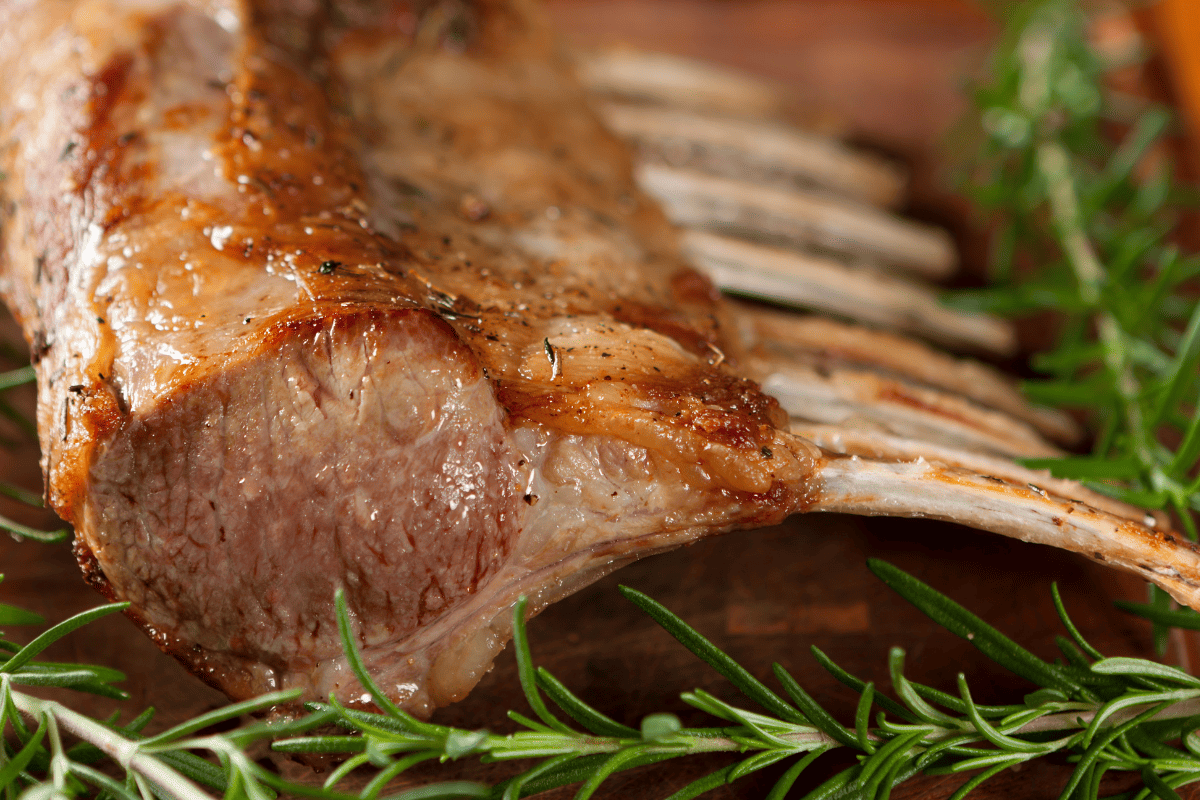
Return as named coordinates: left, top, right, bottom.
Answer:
left=437, top=696, right=1200, bottom=768
left=9, top=687, right=213, bottom=800
left=1036, top=143, right=1105, bottom=303
left=684, top=730, right=841, bottom=753
left=1015, top=697, right=1200, bottom=734
left=486, top=728, right=842, bottom=759
left=1035, top=141, right=1154, bottom=468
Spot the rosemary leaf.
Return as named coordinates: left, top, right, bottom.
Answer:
left=764, top=746, right=833, bottom=800
left=1114, top=600, right=1200, bottom=631
left=617, top=586, right=804, bottom=724
left=867, top=560, right=1089, bottom=699
left=773, top=664, right=858, bottom=748
left=140, top=691, right=304, bottom=749
left=0, top=603, right=44, bottom=627
left=0, top=716, right=46, bottom=789
left=1, top=604, right=128, bottom=675
left=334, top=590, right=405, bottom=720
left=945, top=761, right=1016, bottom=800
left=658, top=764, right=736, bottom=800
left=810, top=647, right=916, bottom=723
left=1052, top=584, right=1105, bottom=661
left=535, top=668, right=638, bottom=739
left=1091, top=659, right=1200, bottom=688
left=510, top=597, right=572, bottom=734
left=1139, top=766, right=1184, bottom=800
left=855, top=729, right=926, bottom=796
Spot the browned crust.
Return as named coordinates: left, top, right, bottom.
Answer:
left=496, top=368, right=783, bottom=453
left=77, top=534, right=271, bottom=700
left=48, top=383, right=126, bottom=527
left=73, top=536, right=116, bottom=602
left=75, top=534, right=236, bottom=696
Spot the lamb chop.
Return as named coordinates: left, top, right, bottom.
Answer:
left=1, top=0, right=1196, bottom=718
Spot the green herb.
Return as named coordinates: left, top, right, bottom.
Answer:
left=0, top=581, right=319, bottom=800
left=10, top=562, right=1200, bottom=799
left=949, top=0, right=1200, bottom=537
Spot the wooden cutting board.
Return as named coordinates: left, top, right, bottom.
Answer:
left=3, top=1, right=1197, bottom=798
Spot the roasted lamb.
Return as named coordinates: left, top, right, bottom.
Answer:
left=1, top=0, right=1197, bottom=716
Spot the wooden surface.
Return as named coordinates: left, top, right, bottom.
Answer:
left=2, top=1, right=1197, bottom=799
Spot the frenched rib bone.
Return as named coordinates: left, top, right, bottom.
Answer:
left=2, top=0, right=1198, bottom=716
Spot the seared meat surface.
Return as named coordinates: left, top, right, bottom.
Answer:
left=1, top=0, right=814, bottom=711
left=1, top=0, right=1198, bottom=714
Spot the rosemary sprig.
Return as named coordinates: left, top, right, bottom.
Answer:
left=0, top=577, right=313, bottom=800
left=11, top=562, right=1200, bottom=799
left=950, top=0, right=1200, bottom=537
left=278, top=567, right=1200, bottom=798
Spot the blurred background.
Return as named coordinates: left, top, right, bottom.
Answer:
left=548, top=0, right=1200, bottom=270
left=549, top=0, right=992, bottom=161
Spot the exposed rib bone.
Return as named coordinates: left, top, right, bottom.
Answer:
left=580, top=47, right=1199, bottom=613
left=683, top=229, right=1016, bottom=356
left=810, top=448, right=1200, bottom=609
left=575, top=48, right=788, bottom=118
left=795, top=422, right=1153, bottom=525
left=759, top=362, right=1061, bottom=459
left=639, top=165, right=956, bottom=281
left=597, top=101, right=906, bottom=208
left=740, top=305, right=1078, bottom=444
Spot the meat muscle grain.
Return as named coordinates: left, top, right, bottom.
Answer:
left=1, top=0, right=1199, bottom=715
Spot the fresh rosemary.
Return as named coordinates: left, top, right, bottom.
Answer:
left=949, top=0, right=1200, bottom=537
left=7, top=561, right=1200, bottom=799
